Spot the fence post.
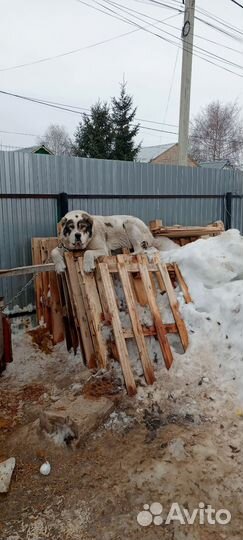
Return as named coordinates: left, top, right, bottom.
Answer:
left=225, top=192, right=232, bottom=230
left=57, top=192, right=68, bottom=221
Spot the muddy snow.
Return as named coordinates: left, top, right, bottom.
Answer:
left=0, top=229, right=243, bottom=539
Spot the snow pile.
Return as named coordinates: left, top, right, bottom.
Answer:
left=160, top=229, right=243, bottom=405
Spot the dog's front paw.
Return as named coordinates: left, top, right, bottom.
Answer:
left=55, top=259, right=66, bottom=274
left=83, top=252, right=96, bottom=273
left=51, top=247, right=66, bottom=274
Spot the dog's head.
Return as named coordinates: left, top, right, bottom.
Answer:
left=58, top=211, right=93, bottom=250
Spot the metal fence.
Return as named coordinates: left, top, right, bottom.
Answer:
left=0, top=150, right=243, bottom=310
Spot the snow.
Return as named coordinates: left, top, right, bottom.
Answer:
left=158, top=230, right=243, bottom=399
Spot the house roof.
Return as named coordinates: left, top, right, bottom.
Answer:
left=14, top=144, right=53, bottom=155
left=137, top=143, right=176, bottom=163
left=200, top=159, right=232, bottom=170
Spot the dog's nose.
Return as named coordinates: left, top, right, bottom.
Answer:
left=75, top=233, right=81, bottom=241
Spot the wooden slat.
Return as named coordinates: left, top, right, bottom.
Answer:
left=154, top=256, right=189, bottom=351
left=78, top=258, right=107, bottom=369
left=32, top=239, right=44, bottom=325
left=132, top=272, right=148, bottom=306
left=152, top=222, right=225, bottom=238
left=123, top=323, right=177, bottom=338
left=174, top=264, right=192, bottom=304
left=64, top=253, right=95, bottom=367
left=57, top=274, right=75, bottom=352
left=45, top=238, right=64, bottom=345
left=99, top=255, right=174, bottom=274
left=0, top=263, right=55, bottom=278
left=149, top=219, right=163, bottom=230
left=75, top=266, right=98, bottom=368
left=117, top=255, right=155, bottom=385
left=137, top=254, right=174, bottom=370
left=98, top=262, right=137, bottom=396
left=96, top=267, right=111, bottom=324
left=61, top=272, right=79, bottom=353
left=40, top=239, right=56, bottom=340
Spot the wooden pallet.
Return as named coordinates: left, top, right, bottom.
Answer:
left=32, top=238, right=64, bottom=344
left=149, top=220, right=224, bottom=246
left=62, top=252, right=190, bottom=396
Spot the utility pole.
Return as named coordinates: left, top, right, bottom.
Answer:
left=178, top=0, right=195, bottom=166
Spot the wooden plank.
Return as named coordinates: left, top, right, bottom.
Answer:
left=154, top=256, right=189, bottom=351
left=39, top=239, right=54, bottom=336
left=132, top=272, right=148, bottom=306
left=75, top=265, right=98, bottom=368
left=152, top=224, right=224, bottom=238
left=123, top=323, right=177, bottom=338
left=98, top=262, right=137, bottom=396
left=0, top=263, right=55, bottom=278
left=57, top=274, right=74, bottom=353
left=117, top=255, right=155, bottom=385
left=60, top=272, right=79, bottom=354
left=32, top=239, right=44, bottom=325
left=78, top=258, right=107, bottom=369
left=46, top=238, right=64, bottom=345
left=96, top=268, right=111, bottom=324
left=100, top=255, right=175, bottom=274
left=64, top=253, right=95, bottom=367
left=149, top=219, right=163, bottom=231
left=137, top=254, right=174, bottom=370
left=174, top=263, right=192, bottom=304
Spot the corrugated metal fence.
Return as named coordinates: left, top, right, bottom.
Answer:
left=1, top=150, right=243, bottom=309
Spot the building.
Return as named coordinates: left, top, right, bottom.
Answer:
left=137, top=143, right=197, bottom=167
left=199, top=159, right=233, bottom=170
left=14, top=145, right=53, bottom=155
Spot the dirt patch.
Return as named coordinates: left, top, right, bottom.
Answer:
left=27, top=327, right=53, bottom=355
left=0, top=328, right=243, bottom=539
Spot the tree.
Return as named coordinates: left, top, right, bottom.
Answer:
left=39, top=124, right=72, bottom=155
left=73, top=102, right=114, bottom=159
left=189, top=101, right=243, bottom=167
left=111, top=82, right=140, bottom=161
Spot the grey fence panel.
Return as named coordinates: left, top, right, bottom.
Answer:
left=68, top=197, right=225, bottom=227
left=1, top=150, right=243, bottom=310
left=1, top=151, right=242, bottom=196
left=0, top=197, right=58, bottom=308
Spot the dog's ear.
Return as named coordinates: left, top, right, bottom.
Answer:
left=81, top=212, right=93, bottom=225
left=57, top=217, right=67, bottom=236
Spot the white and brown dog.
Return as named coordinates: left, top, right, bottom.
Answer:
left=51, top=210, right=163, bottom=273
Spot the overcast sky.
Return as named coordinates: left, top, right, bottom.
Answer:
left=0, top=0, right=243, bottom=151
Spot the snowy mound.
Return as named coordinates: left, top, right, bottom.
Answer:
left=161, top=229, right=243, bottom=404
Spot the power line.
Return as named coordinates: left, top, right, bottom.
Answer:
left=0, top=6, right=181, bottom=72
left=0, top=129, right=39, bottom=137
left=231, top=0, right=243, bottom=8
left=195, top=9, right=243, bottom=40
left=0, top=29, right=140, bottom=73
left=84, top=0, right=243, bottom=77
left=0, top=88, right=179, bottom=128
left=0, top=88, right=180, bottom=135
left=100, top=0, right=243, bottom=72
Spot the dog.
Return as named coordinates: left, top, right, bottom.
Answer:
left=51, top=210, right=163, bottom=273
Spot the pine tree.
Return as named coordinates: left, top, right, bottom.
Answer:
left=111, top=83, right=140, bottom=161
left=73, top=101, right=114, bottom=159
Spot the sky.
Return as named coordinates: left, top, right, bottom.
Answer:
left=0, top=0, right=243, bottom=151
